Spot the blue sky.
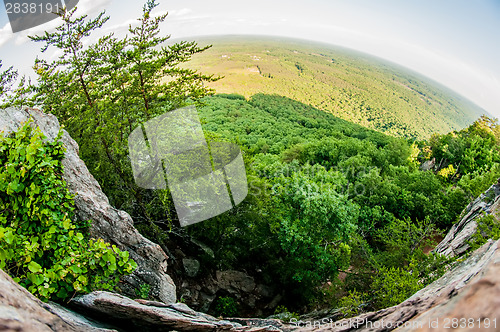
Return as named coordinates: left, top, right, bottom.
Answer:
left=1, top=0, right=499, bottom=117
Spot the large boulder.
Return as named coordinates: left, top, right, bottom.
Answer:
left=2, top=266, right=282, bottom=332
left=434, top=179, right=500, bottom=256
left=0, top=107, right=176, bottom=303
left=0, top=269, right=113, bottom=331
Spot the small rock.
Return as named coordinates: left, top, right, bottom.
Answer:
left=420, top=158, right=436, bottom=171
left=217, top=270, right=256, bottom=295
left=183, top=258, right=201, bottom=277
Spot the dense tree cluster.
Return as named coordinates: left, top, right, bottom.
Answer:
left=190, top=94, right=500, bottom=309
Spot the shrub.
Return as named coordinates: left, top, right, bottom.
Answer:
left=469, top=215, right=500, bottom=250
left=0, top=122, right=137, bottom=301
left=273, top=305, right=300, bottom=323
left=338, top=290, right=366, bottom=318
left=214, top=296, right=238, bottom=317
left=371, top=259, right=423, bottom=308
left=135, top=283, right=151, bottom=300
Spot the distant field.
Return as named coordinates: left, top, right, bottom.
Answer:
left=179, top=35, right=486, bottom=139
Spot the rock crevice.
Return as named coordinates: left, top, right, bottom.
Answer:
left=434, top=180, right=500, bottom=257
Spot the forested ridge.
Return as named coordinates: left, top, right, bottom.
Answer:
left=182, top=36, right=486, bottom=139
left=1, top=0, right=500, bottom=320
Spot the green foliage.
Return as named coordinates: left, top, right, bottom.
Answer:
left=469, top=215, right=500, bottom=251
left=199, top=93, right=390, bottom=156
left=0, top=122, right=136, bottom=301
left=374, top=217, right=437, bottom=268
left=214, top=296, right=238, bottom=317
left=28, top=0, right=218, bottom=227
left=0, top=61, right=30, bottom=108
left=458, top=164, right=500, bottom=198
left=371, top=258, right=423, bottom=308
left=366, top=216, right=451, bottom=310
left=0, top=60, right=17, bottom=98
left=344, top=215, right=451, bottom=311
left=425, top=116, right=500, bottom=182
left=274, top=305, right=300, bottom=322
left=437, top=164, right=456, bottom=180
left=269, top=163, right=357, bottom=290
left=191, top=94, right=494, bottom=308
left=199, top=94, right=473, bottom=231
left=338, top=290, right=366, bottom=318
left=135, top=283, right=151, bottom=300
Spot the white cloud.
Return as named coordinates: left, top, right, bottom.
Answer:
left=103, top=18, right=137, bottom=34
left=0, top=0, right=112, bottom=48
left=13, top=18, right=63, bottom=46
left=0, top=23, right=14, bottom=48
left=172, top=8, right=192, bottom=17
left=74, top=0, right=112, bottom=17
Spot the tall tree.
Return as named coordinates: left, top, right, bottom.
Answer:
left=29, top=1, right=218, bottom=224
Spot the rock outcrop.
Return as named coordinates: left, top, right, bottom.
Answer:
left=434, top=180, right=500, bottom=256
left=69, top=291, right=281, bottom=331
left=0, top=107, right=176, bottom=303
left=0, top=268, right=281, bottom=332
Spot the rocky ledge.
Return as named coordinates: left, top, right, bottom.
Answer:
left=434, top=179, right=500, bottom=256
left=0, top=268, right=283, bottom=331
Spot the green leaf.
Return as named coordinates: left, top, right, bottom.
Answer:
left=3, top=230, right=14, bottom=244
left=62, top=218, right=71, bottom=230
left=28, top=261, right=42, bottom=273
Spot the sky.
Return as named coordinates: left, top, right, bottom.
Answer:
left=0, top=0, right=499, bottom=117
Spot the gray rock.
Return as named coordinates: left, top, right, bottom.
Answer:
left=217, top=270, right=256, bottom=295
left=434, top=179, right=500, bottom=257
left=420, top=157, right=435, bottom=171
left=255, top=284, right=274, bottom=299
left=0, top=107, right=176, bottom=303
left=183, top=258, right=201, bottom=277
left=199, top=292, right=217, bottom=312
left=45, top=302, right=118, bottom=331
left=178, top=271, right=277, bottom=314
left=71, top=291, right=280, bottom=331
